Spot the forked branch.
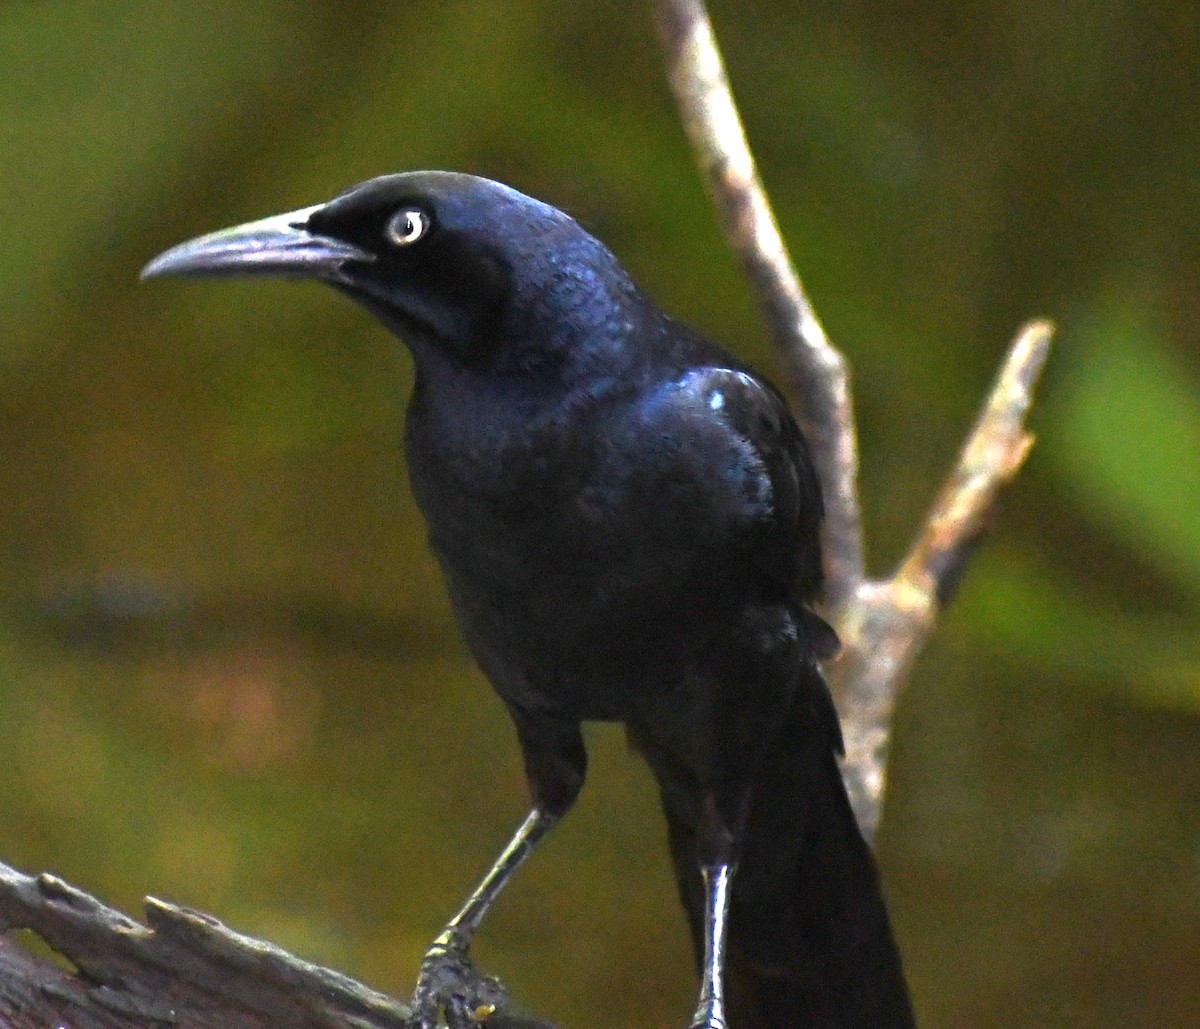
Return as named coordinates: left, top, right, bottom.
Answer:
left=835, top=321, right=1051, bottom=833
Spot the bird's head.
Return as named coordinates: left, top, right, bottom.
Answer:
left=142, top=171, right=637, bottom=369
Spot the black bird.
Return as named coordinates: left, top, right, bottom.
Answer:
left=143, top=171, right=914, bottom=1029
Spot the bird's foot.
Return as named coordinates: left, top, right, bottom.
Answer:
left=406, top=936, right=509, bottom=1029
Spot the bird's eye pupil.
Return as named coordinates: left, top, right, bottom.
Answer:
left=387, top=208, right=429, bottom=247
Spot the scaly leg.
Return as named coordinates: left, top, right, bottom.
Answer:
left=407, top=807, right=558, bottom=1029
left=689, top=861, right=736, bottom=1029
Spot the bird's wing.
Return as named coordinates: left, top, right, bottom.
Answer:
left=658, top=365, right=844, bottom=744
left=646, top=365, right=825, bottom=595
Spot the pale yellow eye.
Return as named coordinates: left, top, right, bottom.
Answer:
left=386, top=208, right=429, bottom=247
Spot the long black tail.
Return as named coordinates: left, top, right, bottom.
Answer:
left=656, top=670, right=915, bottom=1029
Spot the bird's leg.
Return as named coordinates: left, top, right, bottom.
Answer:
left=689, top=861, right=737, bottom=1029
left=407, top=712, right=584, bottom=1028
left=686, top=782, right=751, bottom=1029
left=408, top=807, right=558, bottom=1028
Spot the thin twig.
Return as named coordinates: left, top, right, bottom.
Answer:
left=897, top=319, right=1052, bottom=602
left=650, top=0, right=865, bottom=608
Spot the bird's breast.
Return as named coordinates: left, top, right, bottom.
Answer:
left=401, top=374, right=750, bottom=716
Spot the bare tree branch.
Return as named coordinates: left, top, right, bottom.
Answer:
left=0, top=860, right=557, bottom=1029
left=650, top=0, right=1053, bottom=836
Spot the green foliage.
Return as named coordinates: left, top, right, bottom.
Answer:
left=1054, top=305, right=1200, bottom=600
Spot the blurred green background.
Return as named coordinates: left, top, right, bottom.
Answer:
left=1, top=1, right=1197, bottom=1026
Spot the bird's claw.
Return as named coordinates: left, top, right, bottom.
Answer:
left=405, top=942, right=508, bottom=1029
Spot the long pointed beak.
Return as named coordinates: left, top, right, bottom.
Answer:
left=140, top=204, right=374, bottom=282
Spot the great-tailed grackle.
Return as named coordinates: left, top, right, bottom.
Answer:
left=143, top=171, right=914, bottom=1029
